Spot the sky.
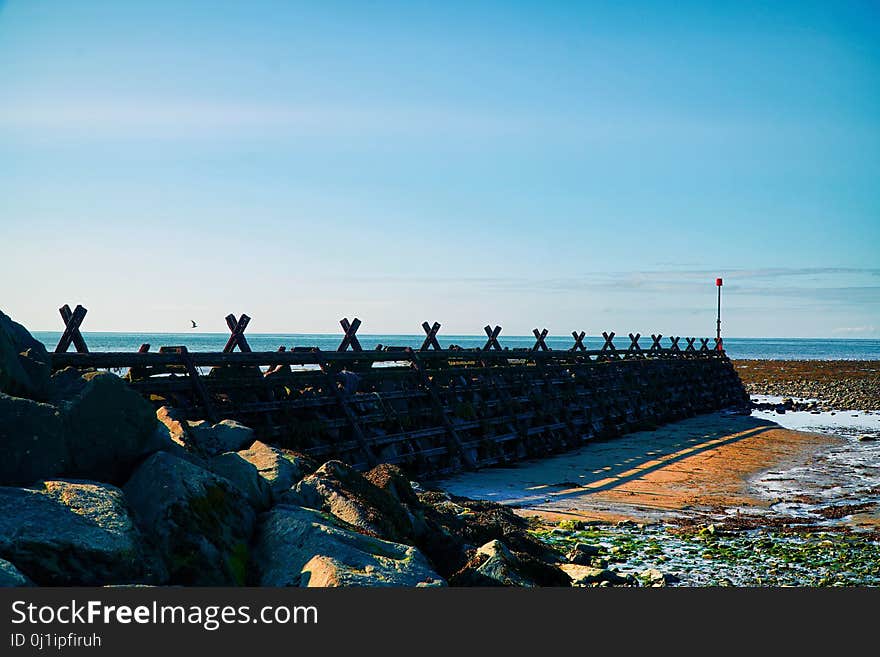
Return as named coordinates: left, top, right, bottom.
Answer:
left=1, top=0, right=878, bottom=338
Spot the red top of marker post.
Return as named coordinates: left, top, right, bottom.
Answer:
left=716, top=278, right=723, bottom=286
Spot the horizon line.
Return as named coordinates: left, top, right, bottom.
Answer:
left=27, top=330, right=880, bottom=341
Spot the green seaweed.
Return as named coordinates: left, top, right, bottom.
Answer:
left=531, top=522, right=880, bottom=587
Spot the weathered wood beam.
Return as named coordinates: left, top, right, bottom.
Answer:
left=56, top=304, right=89, bottom=354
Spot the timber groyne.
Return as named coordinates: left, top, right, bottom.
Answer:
left=50, top=306, right=750, bottom=477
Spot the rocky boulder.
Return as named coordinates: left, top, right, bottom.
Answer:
left=124, top=452, right=255, bottom=585
left=237, top=440, right=315, bottom=500
left=560, top=564, right=633, bottom=587
left=0, top=393, right=69, bottom=486
left=565, top=542, right=602, bottom=566
left=638, top=568, right=679, bottom=587
left=185, top=419, right=255, bottom=456
left=415, top=491, right=563, bottom=579
left=364, top=463, right=429, bottom=536
left=54, top=370, right=165, bottom=484
left=288, top=460, right=416, bottom=542
left=209, top=452, right=272, bottom=511
left=0, top=310, right=51, bottom=401
left=450, top=539, right=571, bottom=587
left=0, top=480, right=160, bottom=586
left=253, top=504, right=444, bottom=587
left=0, top=559, right=32, bottom=587
left=365, top=463, right=422, bottom=508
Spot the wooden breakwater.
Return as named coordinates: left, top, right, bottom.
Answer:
left=49, top=306, right=749, bottom=477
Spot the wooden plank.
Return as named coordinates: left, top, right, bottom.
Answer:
left=531, top=328, right=549, bottom=352
left=49, top=343, right=720, bottom=371
left=570, top=331, right=586, bottom=352
left=626, top=333, right=642, bottom=357
left=650, top=334, right=663, bottom=353
left=223, top=314, right=252, bottom=353
left=420, top=321, right=442, bottom=351
left=161, top=346, right=218, bottom=423
left=412, top=352, right=477, bottom=470
left=337, top=317, right=363, bottom=352
left=482, top=324, right=502, bottom=351
left=320, top=362, right=377, bottom=466
left=56, top=304, right=89, bottom=354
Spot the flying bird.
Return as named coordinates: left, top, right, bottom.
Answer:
left=190, top=320, right=198, bottom=329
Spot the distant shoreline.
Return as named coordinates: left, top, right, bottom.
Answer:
left=29, top=332, right=880, bottom=361
left=733, top=359, right=880, bottom=412
left=29, top=331, right=880, bottom=340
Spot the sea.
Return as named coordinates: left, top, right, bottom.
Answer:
left=31, top=332, right=880, bottom=360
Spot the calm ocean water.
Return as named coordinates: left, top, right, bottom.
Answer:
left=31, top=332, right=880, bottom=360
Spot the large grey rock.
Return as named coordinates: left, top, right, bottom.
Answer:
left=473, top=540, right=538, bottom=587
left=0, top=559, right=31, bottom=587
left=638, top=568, right=679, bottom=587
left=237, top=441, right=314, bottom=500
left=560, top=564, right=631, bottom=587
left=364, top=463, right=429, bottom=537
left=253, top=504, right=444, bottom=587
left=288, top=460, right=416, bottom=542
left=209, top=452, right=272, bottom=510
left=0, top=480, right=160, bottom=586
left=448, top=536, right=571, bottom=587
left=565, top=542, right=602, bottom=565
left=0, top=393, right=69, bottom=486
left=55, top=371, right=164, bottom=484
left=124, top=452, right=255, bottom=585
left=0, top=310, right=51, bottom=401
left=186, top=419, right=255, bottom=456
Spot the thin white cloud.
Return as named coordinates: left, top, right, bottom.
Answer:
left=1, top=98, right=847, bottom=143
left=0, top=99, right=532, bottom=138
left=832, top=326, right=878, bottom=334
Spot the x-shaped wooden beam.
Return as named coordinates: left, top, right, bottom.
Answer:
left=570, top=331, right=586, bottom=352
left=714, top=337, right=724, bottom=352
left=669, top=336, right=681, bottom=352
left=699, top=338, right=710, bottom=353
left=420, top=321, right=442, bottom=351
left=627, top=333, right=642, bottom=355
left=223, top=314, right=252, bottom=353
left=531, top=328, right=549, bottom=352
left=338, top=317, right=363, bottom=352
left=483, top=325, right=502, bottom=351
left=649, top=334, right=663, bottom=353
left=55, top=304, right=89, bottom=353
left=600, top=331, right=618, bottom=358
left=685, top=337, right=697, bottom=353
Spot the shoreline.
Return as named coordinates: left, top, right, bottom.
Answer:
left=438, top=412, right=860, bottom=528
left=436, top=408, right=880, bottom=586
left=733, top=359, right=880, bottom=411
left=432, top=360, right=880, bottom=585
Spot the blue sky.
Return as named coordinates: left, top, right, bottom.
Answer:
left=1, top=1, right=878, bottom=337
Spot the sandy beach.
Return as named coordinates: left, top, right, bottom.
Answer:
left=438, top=358, right=880, bottom=528
left=433, top=357, right=880, bottom=586
left=435, top=406, right=880, bottom=586
left=439, top=412, right=864, bottom=525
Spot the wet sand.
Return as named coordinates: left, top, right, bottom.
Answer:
left=438, top=412, right=848, bottom=526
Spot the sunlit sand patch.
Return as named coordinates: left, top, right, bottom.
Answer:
left=438, top=412, right=854, bottom=525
